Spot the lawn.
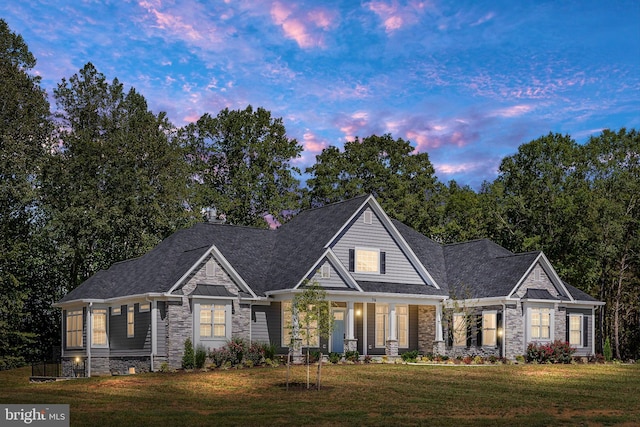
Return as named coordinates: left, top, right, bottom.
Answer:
left=1, top=363, right=639, bottom=426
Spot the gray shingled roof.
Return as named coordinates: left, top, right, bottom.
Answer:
left=59, top=195, right=598, bottom=304
left=523, top=289, right=560, bottom=300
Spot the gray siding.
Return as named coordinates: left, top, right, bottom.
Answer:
left=331, top=207, right=424, bottom=285
left=109, top=303, right=151, bottom=354
left=252, top=302, right=288, bottom=353
left=567, top=308, right=593, bottom=356
left=310, top=260, right=349, bottom=288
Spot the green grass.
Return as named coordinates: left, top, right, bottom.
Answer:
left=2, top=363, right=639, bottom=426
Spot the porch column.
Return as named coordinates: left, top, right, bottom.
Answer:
left=386, top=303, right=398, bottom=356
left=433, top=303, right=446, bottom=356
left=344, top=301, right=358, bottom=352
left=86, top=303, right=92, bottom=377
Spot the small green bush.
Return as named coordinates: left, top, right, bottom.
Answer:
left=328, top=352, right=341, bottom=364
left=195, top=344, right=207, bottom=369
left=401, top=350, right=419, bottom=362
left=182, top=338, right=195, bottom=369
left=344, top=350, right=360, bottom=362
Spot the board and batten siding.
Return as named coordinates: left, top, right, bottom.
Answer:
left=109, top=303, right=151, bottom=355
left=331, top=207, right=424, bottom=285
left=252, top=303, right=287, bottom=353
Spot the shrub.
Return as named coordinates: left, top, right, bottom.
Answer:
left=328, top=352, right=341, bottom=364
left=195, top=344, right=207, bottom=369
left=209, top=347, right=232, bottom=368
left=462, top=355, right=473, bottom=365
left=159, top=362, right=170, bottom=373
left=245, top=342, right=266, bottom=366
left=473, top=355, right=484, bottom=365
left=488, top=355, right=498, bottom=364
left=363, top=355, right=373, bottom=364
left=182, top=338, right=195, bottom=369
left=401, top=350, right=419, bottom=363
left=604, top=337, right=612, bottom=362
left=227, top=337, right=247, bottom=366
left=307, top=350, right=322, bottom=363
left=344, top=350, right=360, bottom=362
left=525, top=340, right=575, bottom=364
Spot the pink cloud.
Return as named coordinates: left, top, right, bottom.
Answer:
left=365, top=0, right=428, bottom=33
left=302, top=131, right=328, bottom=153
left=337, top=111, right=369, bottom=141
left=492, top=104, right=533, bottom=118
left=270, top=2, right=337, bottom=49
left=434, top=162, right=480, bottom=175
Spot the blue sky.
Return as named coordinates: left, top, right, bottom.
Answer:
left=3, top=0, right=639, bottom=188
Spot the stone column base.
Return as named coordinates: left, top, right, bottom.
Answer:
left=344, top=339, right=358, bottom=353
left=432, top=340, right=446, bottom=356
left=385, top=339, right=399, bottom=356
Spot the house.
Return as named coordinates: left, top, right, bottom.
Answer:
left=55, top=195, right=603, bottom=375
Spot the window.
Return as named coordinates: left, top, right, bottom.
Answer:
left=363, top=210, right=373, bottom=224
left=200, top=304, right=227, bottom=338
left=139, top=303, right=150, bottom=312
left=92, top=309, right=107, bottom=346
left=453, top=313, right=467, bottom=346
left=127, top=306, right=135, bottom=338
left=66, top=310, right=83, bottom=348
left=320, top=264, right=331, bottom=279
left=482, top=311, right=497, bottom=346
left=397, top=305, right=408, bottom=348
left=356, top=248, right=379, bottom=273
left=282, top=301, right=319, bottom=347
left=569, top=314, right=582, bottom=346
left=375, top=304, right=388, bottom=347
left=530, top=308, right=551, bottom=340
left=111, top=306, right=121, bottom=315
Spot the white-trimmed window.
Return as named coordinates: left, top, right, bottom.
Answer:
left=200, top=304, right=226, bottom=338
left=569, top=314, right=582, bottom=346
left=320, top=264, right=331, bottom=279
left=530, top=308, right=551, bottom=340
left=375, top=304, right=388, bottom=347
left=92, top=309, right=107, bottom=346
left=127, top=306, right=135, bottom=338
left=356, top=248, right=379, bottom=273
left=139, top=303, right=150, bottom=312
left=111, top=306, right=121, bottom=315
left=282, top=301, right=318, bottom=347
left=397, top=305, right=409, bottom=348
left=482, top=311, right=497, bottom=346
left=453, top=313, right=467, bottom=346
left=66, top=310, right=83, bottom=348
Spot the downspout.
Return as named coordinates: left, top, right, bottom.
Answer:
left=87, top=302, right=92, bottom=378
left=147, top=296, right=157, bottom=372
left=591, top=306, right=596, bottom=356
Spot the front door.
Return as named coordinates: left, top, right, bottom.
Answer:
left=331, top=310, right=345, bottom=353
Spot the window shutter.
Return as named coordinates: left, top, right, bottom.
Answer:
left=446, top=318, right=453, bottom=347
left=496, top=312, right=503, bottom=350
left=349, top=249, right=355, bottom=272
left=466, top=319, right=473, bottom=347
left=583, top=315, right=589, bottom=348
left=380, top=252, right=386, bottom=274
left=566, top=315, right=570, bottom=343
left=476, top=314, right=482, bottom=346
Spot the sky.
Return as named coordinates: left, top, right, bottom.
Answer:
left=2, top=0, right=639, bottom=188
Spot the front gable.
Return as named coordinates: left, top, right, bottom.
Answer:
left=328, top=197, right=438, bottom=289
left=296, top=250, right=362, bottom=291
left=509, top=254, right=573, bottom=301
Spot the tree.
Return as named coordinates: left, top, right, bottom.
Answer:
left=182, top=106, right=303, bottom=227
left=305, top=134, right=443, bottom=234
left=42, top=63, right=192, bottom=291
left=0, top=19, right=51, bottom=368
left=430, top=180, right=487, bottom=244
left=287, top=281, right=333, bottom=389
left=581, top=129, right=639, bottom=359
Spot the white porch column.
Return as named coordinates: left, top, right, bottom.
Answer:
left=388, top=303, right=397, bottom=341
left=86, top=303, right=92, bottom=377
left=435, top=304, right=443, bottom=342
left=346, top=301, right=355, bottom=339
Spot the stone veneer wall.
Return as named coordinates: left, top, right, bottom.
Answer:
left=165, top=256, right=253, bottom=368
left=505, top=304, right=524, bottom=359
left=514, top=264, right=561, bottom=298
left=417, top=306, right=436, bottom=354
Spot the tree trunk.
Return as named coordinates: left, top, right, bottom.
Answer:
left=614, top=253, right=629, bottom=360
